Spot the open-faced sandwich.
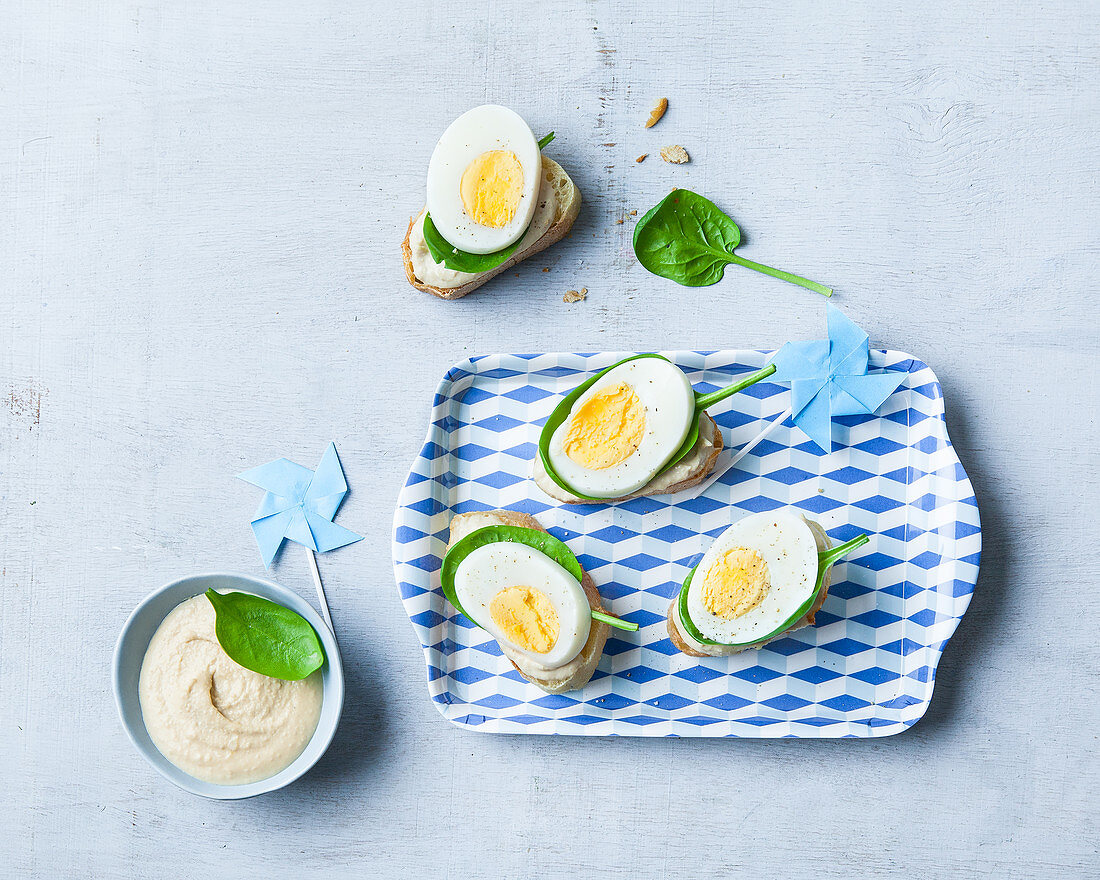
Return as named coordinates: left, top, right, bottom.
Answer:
left=532, top=354, right=775, bottom=503
left=668, top=510, right=868, bottom=656
left=442, top=509, right=635, bottom=693
left=402, top=105, right=581, bottom=300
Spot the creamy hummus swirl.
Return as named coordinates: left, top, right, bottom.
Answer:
left=138, top=594, right=323, bottom=785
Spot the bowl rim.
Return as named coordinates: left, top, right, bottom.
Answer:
left=112, top=570, right=345, bottom=799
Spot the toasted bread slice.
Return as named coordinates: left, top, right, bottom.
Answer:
left=667, top=518, right=833, bottom=657
left=403, top=158, right=581, bottom=300
left=531, top=411, right=723, bottom=505
left=447, top=509, right=609, bottom=694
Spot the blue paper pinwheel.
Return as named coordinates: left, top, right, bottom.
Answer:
left=238, top=442, right=362, bottom=567
left=770, top=304, right=906, bottom=453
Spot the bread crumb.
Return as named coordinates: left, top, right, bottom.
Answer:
left=563, top=288, right=587, bottom=303
left=629, top=210, right=637, bottom=216
left=542, top=267, right=550, bottom=272
left=615, top=218, right=624, bottom=225
left=635, top=153, right=648, bottom=163
left=645, top=98, right=668, bottom=128
left=661, top=145, right=690, bottom=164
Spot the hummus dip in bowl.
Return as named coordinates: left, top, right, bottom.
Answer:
left=113, top=572, right=344, bottom=799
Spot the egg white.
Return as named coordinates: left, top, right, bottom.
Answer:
left=686, top=511, right=820, bottom=644
left=547, top=357, right=695, bottom=498
left=453, top=542, right=591, bottom=668
left=425, top=104, right=541, bottom=255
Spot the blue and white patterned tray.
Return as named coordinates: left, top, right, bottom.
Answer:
left=392, top=350, right=980, bottom=737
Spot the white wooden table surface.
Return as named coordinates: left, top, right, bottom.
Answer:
left=4, top=2, right=1098, bottom=877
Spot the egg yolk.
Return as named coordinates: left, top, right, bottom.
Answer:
left=489, top=586, right=560, bottom=654
left=562, top=383, right=647, bottom=470
left=460, top=150, right=524, bottom=229
left=701, top=547, right=771, bottom=619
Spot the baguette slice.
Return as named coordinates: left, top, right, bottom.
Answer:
left=667, top=518, right=833, bottom=657
left=402, top=158, right=581, bottom=300
left=532, top=412, right=723, bottom=505
left=447, top=509, right=609, bottom=694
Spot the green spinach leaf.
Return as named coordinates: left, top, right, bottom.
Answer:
left=633, top=189, right=832, bottom=296
left=422, top=213, right=523, bottom=274
left=205, top=589, right=325, bottom=681
left=441, top=525, right=638, bottom=632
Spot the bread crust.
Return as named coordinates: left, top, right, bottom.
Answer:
left=402, top=159, right=581, bottom=300
left=446, top=509, right=609, bottom=694
left=537, top=412, right=723, bottom=505
left=667, top=518, right=833, bottom=657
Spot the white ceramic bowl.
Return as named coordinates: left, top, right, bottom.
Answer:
left=112, top=571, right=344, bottom=799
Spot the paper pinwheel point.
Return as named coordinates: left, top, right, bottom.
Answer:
left=769, top=303, right=907, bottom=452
left=238, top=442, right=362, bottom=633
left=672, top=304, right=906, bottom=501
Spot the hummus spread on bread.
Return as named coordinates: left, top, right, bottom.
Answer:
left=409, top=168, right=560, bottom=288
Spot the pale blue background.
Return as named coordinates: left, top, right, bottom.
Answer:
left=3, top=2, right=1097, bottom=877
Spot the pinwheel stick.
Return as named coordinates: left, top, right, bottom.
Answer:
left=677, top=404, right=793, bottom=500
left=726, top=405, right=793, bottom=471
left=306, top=549, right=335, bottom=635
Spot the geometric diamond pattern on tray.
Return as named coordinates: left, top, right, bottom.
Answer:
left=392, top=350, right=981, bottom=738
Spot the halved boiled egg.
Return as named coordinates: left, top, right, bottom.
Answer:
left=426, top=105, right=542, bottom=254
left=684, top=511, right=820, bottom=645
left=546, top=356, right=695, bottom=498
left=452, top=541, right=591, bottom=668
